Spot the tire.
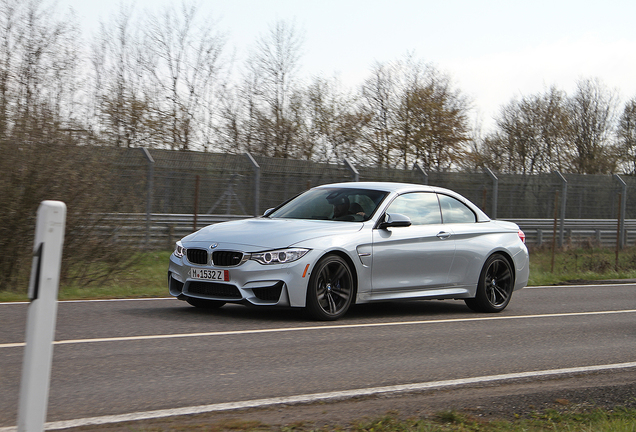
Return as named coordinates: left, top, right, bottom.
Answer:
left=186, top=297, right=226, bottom=309
left=465, top=253, right=514, bottom=313
left=306, top=254, right=354, bottom=320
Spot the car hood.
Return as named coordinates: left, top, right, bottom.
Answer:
left=182, top=218, right=364, bottom=250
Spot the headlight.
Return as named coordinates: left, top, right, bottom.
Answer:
left=250, top=248, right=309, bottom=265
left=174, top=241, right=185, bottom=258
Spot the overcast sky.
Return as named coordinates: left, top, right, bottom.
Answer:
left=58, top=0, right=636, bottom=130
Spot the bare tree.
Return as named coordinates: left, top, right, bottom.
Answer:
left=91, top=5, right=155, bottom=148
left=218, top=63, right=261, bottom=154
left=0, top=0, right=144, bottom=291
left=480, top=87, right=570, bottom=174
left=0, top=0, right=21, bottom=138
left=617, top=97, right=636, bottom=174
left=360, top=58, right=471, bottom=170
left=393, top=57, right=424, bottom=170
left=141, top=2, right=228, bottom=150
left=408, top=69, right=470, bottom=171
left=0, top=0, right=82, bottom=143
left=568, top=78, right=618, bottom=174
left=244, top=19, right=304, bottom=158
left=311, top=77, right=366, bottom=163
left=360, top=62, right=398, bottom=167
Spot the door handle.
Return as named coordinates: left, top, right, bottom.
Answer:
left=436, top=231, right=452, bottom=239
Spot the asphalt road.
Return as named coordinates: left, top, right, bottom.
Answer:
left=1, top=283, right=636, bottom=429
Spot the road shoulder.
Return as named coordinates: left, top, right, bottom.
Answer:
left=53, top=369, right=636, bottom=431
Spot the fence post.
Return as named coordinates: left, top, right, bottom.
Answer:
left=412, top=162, right=428, bottom=185
left=139, top=148, right=154, bottom=248
left=613, top=174, right=627, bottom=249
left=193, top=175, right=200, bottom=231
left=555, top=171, right=568, bottom=248
left=344, top=158, right=359, bottom=182
left=245, top=153, right=260, bottom=216
left=484, top=167, right=498, bottom=219
left=551, top=190, right=559, bottom=271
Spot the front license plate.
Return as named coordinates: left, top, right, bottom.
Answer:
left=190, top=268, right=230, bottom=282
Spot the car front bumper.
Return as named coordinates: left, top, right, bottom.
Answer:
left=168, top=251, right=315, bottom=308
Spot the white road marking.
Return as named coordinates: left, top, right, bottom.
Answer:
left=2, top=309, right=636, bottom=349
left=525, top=283, right=636, bottom=289
left=1, top=361, right=635, bottom=432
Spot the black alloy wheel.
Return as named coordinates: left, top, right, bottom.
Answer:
left=306, top=254, right=354, bottom=320
left=465, top=253, right=514, bottom=313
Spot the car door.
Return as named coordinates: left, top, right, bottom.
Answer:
left=372, top=192, right=456, bottom=295
left=436, top=193, right=483, bottom=287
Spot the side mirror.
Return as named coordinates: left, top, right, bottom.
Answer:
left=263, top=208, right=275, bottom=217
left=379, top=213, right=412, bottom=229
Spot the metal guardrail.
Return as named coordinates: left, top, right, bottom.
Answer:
left=509, top=218, right=633, bottom=248
left=101, top=214, right=634, bottom=250
left=102, top=213, right=250, bottom=250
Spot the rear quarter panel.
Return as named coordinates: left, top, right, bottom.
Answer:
left=446, top=221, right=528, bottom=295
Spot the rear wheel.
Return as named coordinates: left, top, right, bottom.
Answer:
left=186, top=297, right=226, bottom=309
left=306, top=255, right=354, bottom=320
left=465, top=253, right=513, bottom=313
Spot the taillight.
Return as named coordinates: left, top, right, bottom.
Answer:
left=518, top=229, right=526, bottom=244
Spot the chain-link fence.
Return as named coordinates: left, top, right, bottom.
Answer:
left=100, top=147, right=636, bottom=248
left=110, top=147, right=632, bottom=219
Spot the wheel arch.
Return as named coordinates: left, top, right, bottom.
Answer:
left=484, top=249, right=516, bottom=283
left=465, top=249, right=517, bottom=313
left=314, top=249, right=359, bottom=304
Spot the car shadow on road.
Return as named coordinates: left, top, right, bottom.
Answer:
left=117, top=301, right=308, bottom=324
left=118, top=298, right=475, bottom=325
left=346, top=300, right=472, bottom=319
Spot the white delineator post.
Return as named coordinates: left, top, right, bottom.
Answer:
left=18, top=201, right=66, bottom=432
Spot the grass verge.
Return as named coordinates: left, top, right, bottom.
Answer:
left=527, top=245, right=636, bottom=286
left=86, top=407, right=636, bottom=431
left=346, top=408, right=636, bottom=432
left=0, top=251, right=171, bottom=302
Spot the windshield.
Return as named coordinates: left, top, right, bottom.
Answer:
left=268, top=188, right=389, bottom=222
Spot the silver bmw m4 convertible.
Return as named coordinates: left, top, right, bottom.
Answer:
left=168, top=182, right=529, bottom=320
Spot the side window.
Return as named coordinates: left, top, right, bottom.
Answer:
left=438, top=194, right=476, bottom=223
left=385, top=193, right=442, bottom=225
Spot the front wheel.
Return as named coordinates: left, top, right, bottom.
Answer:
left=306, top=255, right=354, bottom=320
left=465, top=253, right=514, bottom=313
